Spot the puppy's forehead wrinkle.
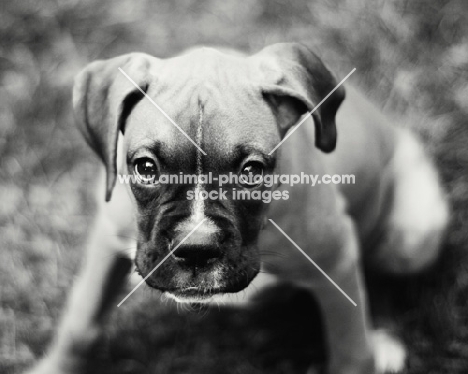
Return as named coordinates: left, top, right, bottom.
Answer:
left=147, top=49, right=255, bottom=104
left=129, top=49, right=276, bottom=163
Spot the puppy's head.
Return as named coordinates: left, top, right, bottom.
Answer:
left=73, top=43, right=344, bottom=302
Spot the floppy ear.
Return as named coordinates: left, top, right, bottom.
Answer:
left=73, top=53, right=154, bottom=201
left=251, top=43, right=345, bottom=153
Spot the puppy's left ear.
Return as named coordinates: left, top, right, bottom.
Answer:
left=73, top=53, right=155, bottom=201
left=251, top=43, right=345, bottom=153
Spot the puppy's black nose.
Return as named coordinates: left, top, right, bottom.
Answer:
left=173, top=244, right=221, bottom=267
left=171, top=219, right=222, bottom=267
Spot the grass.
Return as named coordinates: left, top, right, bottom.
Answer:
left=0, top=0, right=467, bottom=373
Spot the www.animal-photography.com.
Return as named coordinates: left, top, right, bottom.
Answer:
left=1, top=1, right=467, bottom=373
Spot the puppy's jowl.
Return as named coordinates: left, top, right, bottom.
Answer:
left=28, top=43, right=449, bottom=374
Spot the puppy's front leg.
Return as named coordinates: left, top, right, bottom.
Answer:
left=28, top=206, right=133, bottom=374
left=304, top=217, right=374, bottom=374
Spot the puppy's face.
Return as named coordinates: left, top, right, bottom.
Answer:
left=74, top=44, right=343, bottom=302
left=122, top=50, right=281, bottom=301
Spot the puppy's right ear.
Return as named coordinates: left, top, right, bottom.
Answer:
left=73, top=53, right=154, bottom=201
left=251, top=43, right=345, bottom=153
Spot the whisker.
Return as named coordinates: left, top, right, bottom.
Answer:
left=258, top=250, right=287, bottom=258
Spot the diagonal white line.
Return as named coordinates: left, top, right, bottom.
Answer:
left=118, top=67, right=207, bottom=155
left=268, top=219, right=357, bottom=306
left=268, top=68, right=356, bottom=155
left=117, top=218, right=207, bottom=307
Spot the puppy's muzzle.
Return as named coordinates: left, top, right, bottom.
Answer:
left=171, top=219, right=224, bottom=268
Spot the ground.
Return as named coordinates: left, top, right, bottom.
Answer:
left=1, top=0, right=468, bottom=373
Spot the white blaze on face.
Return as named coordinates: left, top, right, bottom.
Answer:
left=192, top=103, right=205, bottom=222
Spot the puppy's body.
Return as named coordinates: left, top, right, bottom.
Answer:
left=28, top=44, right=448, bottom=374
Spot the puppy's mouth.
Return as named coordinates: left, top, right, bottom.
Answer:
left=142, top=268, right=259, bottom=303
left=164, top=286, right=227, bottom=303
left=160, top=273, right=257, bottom=302
left=134, top=240, right=261, bottom=302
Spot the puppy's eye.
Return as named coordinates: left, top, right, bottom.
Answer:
left=239, top=162, right=264, bottom=188
left=134, top=158, right=159, bottom=184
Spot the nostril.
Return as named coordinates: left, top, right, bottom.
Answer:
left=173, top=245, right=221, bottom=266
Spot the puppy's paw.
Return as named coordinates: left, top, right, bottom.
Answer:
left=371, top=329, right=407, bottom=373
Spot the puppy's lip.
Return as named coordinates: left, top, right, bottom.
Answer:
left=165, top=287, right=224, bottom=303
left=177, top=286, right=223, bottom=296
left=167, top=279, right=253, bottom=297
left=165, top=292, right=213, bottom=303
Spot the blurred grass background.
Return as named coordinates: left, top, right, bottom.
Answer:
left=0, top=0, right=467, bottom=373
